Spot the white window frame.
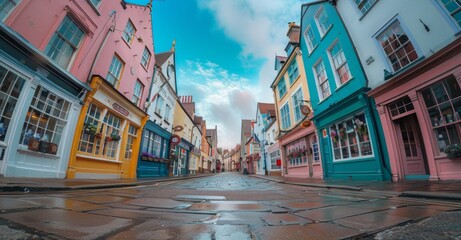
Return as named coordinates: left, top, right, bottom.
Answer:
left=45, top=15, right=85, bottom=69
left=280, top=102, right=291, bottom=130
left=314, top=6, right=332, bottom=37
left=122, top=19, right=136, bottom=45
left=374, top=18, right=421, bottom=73
left=132, top=79, right=143, bottom=106
left=164, top=104, right=171, bottom=122
left=291, top=87, right=304, bottom=123
left=141, top=47, right=151, bottom=69
left=353, top=0, right=378, bottom=15
left=270, top=150, right=281, bottom=170
left=303, top=25, right=318, bottom=54
left=327, top=40, right=352, bottom=88
left=154, top=95, right=164, bottom=115
left=313, top=59, right=330, bottom=101
left=0, top=0, right=20, bottom=21
left=106, top=54, right=124, bottom=87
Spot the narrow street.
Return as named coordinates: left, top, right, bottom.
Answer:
left=1, top=173, right=460, bottom=240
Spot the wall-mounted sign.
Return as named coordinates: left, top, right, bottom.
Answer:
left=112, top=103, right=129, bottom=116
left=170, top=134, right=181, bottom=147
left=322, top=129, right=327, bottom=138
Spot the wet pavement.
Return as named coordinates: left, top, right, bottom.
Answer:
left=0, top=172, right=460, bottom=239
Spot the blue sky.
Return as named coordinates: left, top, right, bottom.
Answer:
left=131, top=0, right=304, bottom=149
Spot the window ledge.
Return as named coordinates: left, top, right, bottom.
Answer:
left=332, top=155, right=375, bottom=163
left=76, top=154, right=121, bottom=163
left=290, top=74, right=301, bottom=86
left=85, top=1, right=102, bottom=16
left=318, top=94, right=332, bottom=104
left=121, top=37, right=132, bottom=49
left=334, top=77, right=354, bottom=92
left=288, top=164, right=308, bottom=169
left=308, top=45, right=319, bottom=57
left=320, top=25, right=333, bottom=40
left=18, top=146, right=61, bottom=159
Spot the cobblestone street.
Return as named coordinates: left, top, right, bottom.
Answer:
left=1, top=172, right=460, bottom=239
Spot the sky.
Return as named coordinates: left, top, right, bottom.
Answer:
left=131, top=0, right=305, bottom=149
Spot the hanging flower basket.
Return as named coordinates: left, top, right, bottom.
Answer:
left=94, top=133, right=102, bottom=139
left=339, top=127, right=346, bottom=138
left=110, top=132, right=121, bottom=142
left=330, top=130, right=338, bottom=143
left=84, top=123, right=98, bottom=135
left=105, top=136, right=112, bottom=142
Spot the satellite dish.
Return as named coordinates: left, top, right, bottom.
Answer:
left=301, top=120, right=312, bottom=128
left=301, top=105, right=311, bottom=116
left=173, top=125, right=184, bottom=132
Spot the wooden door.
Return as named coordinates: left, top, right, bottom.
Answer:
left=397, top=115, right=427, bottom=176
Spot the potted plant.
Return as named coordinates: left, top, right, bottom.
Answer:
left=444, top=144, right=461, bottom=159
left=94, top=132, right=102, bottom=139
left=84, top=123, right=97, bottom=135
left=339, top=127, right=346, bottom=138
left=330, top=129, right=338, bottom=143
left=141, top=152, right=149, bottom=161
left=110, top=132, right=121, bottom=142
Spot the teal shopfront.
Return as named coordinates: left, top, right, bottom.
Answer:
left=137, top=120, right=170, bottom=178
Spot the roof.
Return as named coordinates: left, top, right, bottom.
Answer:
left=257, top=102, right=275, bottom=115
left=155, top=51, right=173, bottom=66
left=276, top=56, right=287, bottom=62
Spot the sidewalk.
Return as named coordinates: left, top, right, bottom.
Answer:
left=0, top=174, right=212, bottom=193
left=250, top=174, right=461, bottom=201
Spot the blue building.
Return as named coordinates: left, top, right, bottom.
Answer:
left=137, top=121, right=171, bottom=178
left=299, top=0, right=391, bottom=180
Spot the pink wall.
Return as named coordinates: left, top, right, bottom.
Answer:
left=5, top=0, right=153, bottom=109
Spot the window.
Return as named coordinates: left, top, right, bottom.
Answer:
left=329, top=41, right=352, bottom=85
left=141, top=130, right=164, bottom=158
left=388, top=96, right=414, bottom=118
left=45, top=16, right=85, bottom=69
left=106, top=54, right=124, bottom=87
left=164, top=104, right=171, bottom=122
left=311, top=135, right=320, bottom=163
left=141, top=47, right=151, bottom=68
left=124, top=124, right=138, bottom=160
left=354, top=0, right=378, bottom=15
left=377, top=20, right=418, bottom=72
left=20, top=86, right=71, bottom=152
left=304, top=25, right=318, bottom=53
left=439, top=0, right=461, bottom=27
left=89, top=0, right=101, bottom=7
left=122, top=20, right=136, bottom=44
left=0, top=0, right=19, bottom=21
left=421, top=76, right=461, bottom=154
left=314, top=60, right=330, bottom=100
left=132, top=80, right=143, bottom=106
left=270, top=150, right=281, bottom=170
left=0, top=64, right=26, bottom=142
left=78, top=103, right=122, bottom=160
left=288, top=59, right=299, bottom=85
left=280, top=103, right=291, bottom=129
left=292, top=88, right=304, bottom=122
left=277, top=78, right=287, bottom=98
left=315, top=7, right=332, bottom=36
left=287, top=138, right=307, bottom=166
left=154, top=95, right=164, bottom=115
left=330, top=113, right=372, bottom=161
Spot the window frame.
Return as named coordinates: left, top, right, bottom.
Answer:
left=288, top=59, right=299, bottom=85
left=313, top=59, right=330, bottom=100
left=303, top=25, right=318, bottom=54
left=291, top=87, right=304, bottom=123
left=141, top=47, right=151, bottom=69
left=132, top=79, right=143, bottom=106
left=328, top=40, right=352, bottom=87
left=106, top=54, right=124, bottom=88
left=437, top=0, right=461, bottom=28
left=277, top=77, right=287, bottom=98
left=314, top=6, right=332, bottom=37
left=270, top=150, right=281, bottom=170
left=0, top=0, right=20, bottom=21
left=280, top=102, right=291, bottom=130
left=353, top=0, right=379, bottom=16
left=154, top=95, right=164, bottom=116
left=122, top=19, right=136, bottom=45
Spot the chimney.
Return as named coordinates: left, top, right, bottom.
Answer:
left=287, top=22, right=300, bottom=43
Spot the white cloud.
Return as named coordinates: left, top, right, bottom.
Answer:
left=184, top=0, right=304, bottom=149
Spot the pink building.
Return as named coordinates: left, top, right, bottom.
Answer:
left=369, top=39, right=461, bottom=181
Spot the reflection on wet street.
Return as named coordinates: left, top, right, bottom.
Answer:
left=1, top=172, right=461, bottom=240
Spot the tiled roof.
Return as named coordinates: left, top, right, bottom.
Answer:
left=155, top=51, right=173, bottom=66
left=257, top=102, right=275, bottom=115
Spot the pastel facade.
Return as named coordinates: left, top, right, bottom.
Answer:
left=171, top=98, right=196, bottom=176
left=337, top=0, right=461, bottom=181
left=299, top=1, right=390, bottom=180
left=67, top=1, right=153, bottom=179
left=272, top=23, right=322, bottom=179
left=253, top=102, right=275, bottom=175
left=0, top=0, right=109, bottom=177
left=265, top=120, right=282, bottom=176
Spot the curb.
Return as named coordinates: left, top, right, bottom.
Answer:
left=400, top=191, right=461, bottom=201
left=250, top=175, right=363, bottom=191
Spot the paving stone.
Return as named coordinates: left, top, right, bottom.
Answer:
left=255, top=223, right=361, bottom=240
left=217, top=212, right=267, bottom=226
left=262, top=213, right=312, bottom=226
left=0, top=198, right=40, bottom=211
left=0, top=209, right=133, bottom=240
left=72, top=195, right=132, bottom=204
left=21, top=197, right=108, bottom=211
left=279, top=201, right=332, bottom=211
left=414, top=204, right=461, bottom=211
left=385, top=206, right=442, bottom=220
left=344, top=199, right=405, bottom=210
left=188, top=201, right=268, bottom=212
left=295, top=206, right=374, bottom=222
left=124, top=197, right=191, bottom=209
left=334, top=211, right=411, bottom=233
left=174, top=195, right=226, bottom=202
left=88, top=208, right=216, bottom=223
left=108, top=223, right=252, bottom=240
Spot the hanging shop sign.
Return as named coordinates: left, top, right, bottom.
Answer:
left=170, top=134, right=181, bottom=147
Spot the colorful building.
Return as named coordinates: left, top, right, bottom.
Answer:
left=253, top=102, right=275, bottom=175
left=240, top=119, right=252, bottom=173
left=299, top=1, right=390, bottom=180
left=67, top=1, right=153, bottom=179
left=271, top=22, right=322, bottom=179
left=336, top=0, right=461, bottom=181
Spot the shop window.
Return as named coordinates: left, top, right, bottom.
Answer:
left=0, top=64, right=26, bottom=142
left=286, top=138, right=308, bottom=167
left=20, top=86, right=71, bottom=154
left=141, top=130, right=163, bottom=158
left=376, top=20, right=418, bottom=72
left=124, top=124, right=137, bottom=160
left=78, top=103, right=122, bottom=160
left=122, top=19, right=136, bottom=45
left=45, top=15, right=85, bottom=69
left=0, top=0, right=20, bottom=21
left=421, top=75, right=461, bottom=153
left=106, top=54, right=124, bottom=87
left=270, top=150, right=281, bottom=170
left=388, top=96, right=414, bottom=118
left=330, top=113, right=373, bottom=161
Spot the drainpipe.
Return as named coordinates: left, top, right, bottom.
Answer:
left=87, top=10, right=117, bottom=83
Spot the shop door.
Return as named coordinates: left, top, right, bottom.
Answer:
left=397, top=115, right=428, bottom=176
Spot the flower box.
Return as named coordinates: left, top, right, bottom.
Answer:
left=48, top=143, right=58, bottom=155
left=38, top=141, right=50, bottom=153
left=28, top=138, right=40, bottom=151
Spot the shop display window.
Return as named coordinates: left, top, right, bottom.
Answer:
left=286, top=138, right=307, bottom=167
left=330, top=113, right=373, bottom=161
